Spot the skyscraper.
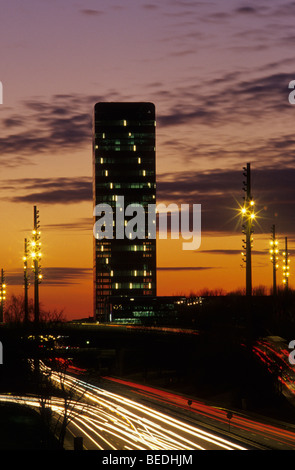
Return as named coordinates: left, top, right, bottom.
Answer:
left=93, top=102, right=157, bottom=321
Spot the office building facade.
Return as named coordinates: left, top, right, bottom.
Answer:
left=93, top=102, right=157, bottom=321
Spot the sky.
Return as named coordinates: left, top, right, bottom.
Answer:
left=0, top=0, right=295, bottom=320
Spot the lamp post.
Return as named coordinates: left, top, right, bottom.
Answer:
left=23, top=238, right=29, bottom=323
left=269, top=225, right=279, bottom=296
left=31, top=206, right=42, bottom=324
left=282, top=237, right=290, bottom=290
left=241, top=163, right=255, bottom=296
left=0, top=269, right=6, bottom=323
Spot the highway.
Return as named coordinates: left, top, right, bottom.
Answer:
left=101, top=376, right=295, bottom=450
left=0, top=363, right=248, bottom=451
left=3, top=354, right=295, bottom=450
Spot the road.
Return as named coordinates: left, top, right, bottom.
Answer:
left=0, top=363, right=248, bottom=451
left=51, top=368, right=249, bottom=450
left=99, top=376, right=295, bottom=450
left=2, top=357, right=295, bottom=450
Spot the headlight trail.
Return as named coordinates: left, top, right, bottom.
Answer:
left=0, top=361, right=248, bottom=450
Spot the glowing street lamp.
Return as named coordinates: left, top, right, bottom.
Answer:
left=240, top=163, right=256, bottom=296
left=0, top=269, right=6, bottom=323
left=31, top=206, right=42, bottom=324
left=269, top=225, right=279, bottom=296
left=282, top=237, right=290, bottom=290
left=23, top=238, right=30, bottom=323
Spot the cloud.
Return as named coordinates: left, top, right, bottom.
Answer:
left=142, top=4, right=159, bottom=10
left=80, top=9, right=105, bottom=16
left=198, top=249, right=267, bottom=256
left=235, top=7, right=259, bottom=15
left=5, top=177, right=92, bottom=205
left=0, top=68, right=292, bottom=170
left=157, top=266, right=214, bottom=271
left=5, top=166, right=295, bottom=237
left=6, top=267, right=92, bottom=287
left=157, top=167, right=295, bottom=235
left=157, top=72, right=293, bottom=130
left=0, top=94, right=100, bottom=160
left=43, top=217, right=92, bottom=232
left=41, top=267, right=92, bottom=286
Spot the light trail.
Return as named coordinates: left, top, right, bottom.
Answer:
left=47, top=368, right=246, bottom=450
left=0, top=361, right=248, bottom=450
left=103, top=375, right=295, bottom=449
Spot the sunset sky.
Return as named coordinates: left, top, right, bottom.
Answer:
left=1, top=0, right=295, bottom=320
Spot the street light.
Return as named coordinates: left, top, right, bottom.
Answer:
left=269, top=225, right=279, bottom=296
left=240, top=163, right=256, bottom=296
left=0, top=269, right=6, bottom=323
left=31, top=206, right=42, bottom=324
left=282, top=237, right=290, bottom=290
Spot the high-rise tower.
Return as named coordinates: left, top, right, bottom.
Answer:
left=93, top=102, right=156, bottom=321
